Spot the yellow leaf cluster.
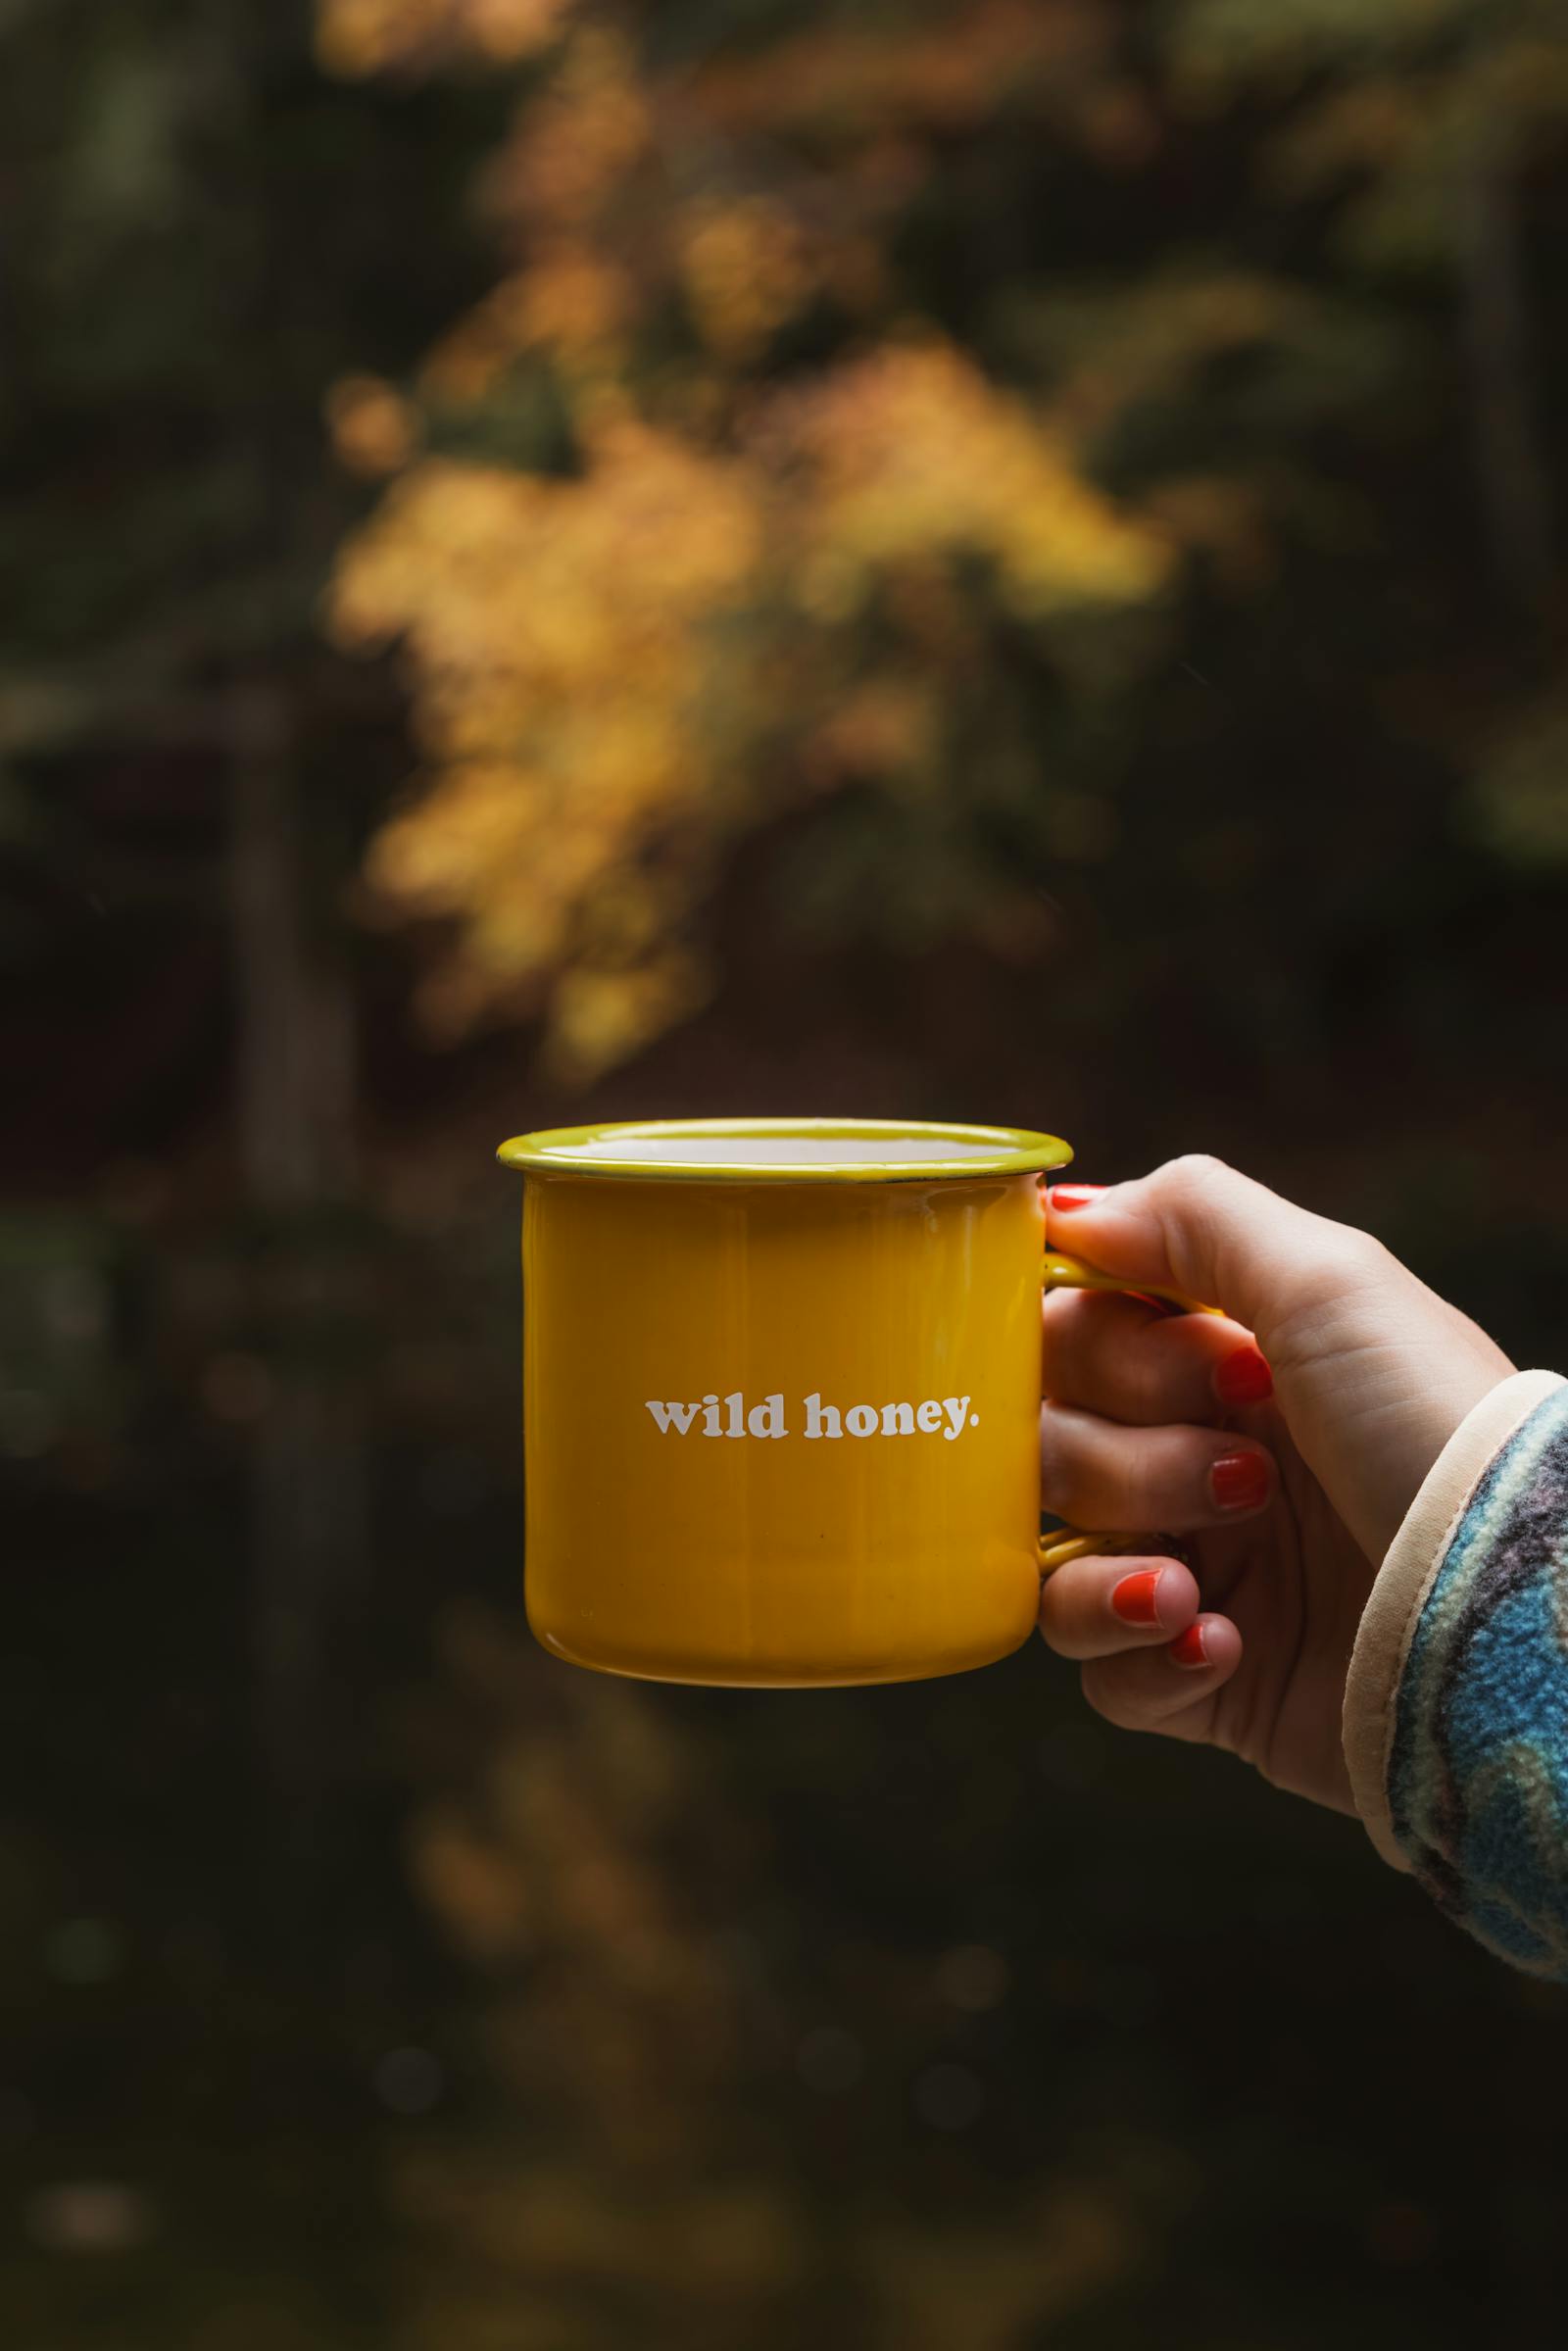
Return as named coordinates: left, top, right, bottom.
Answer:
left=692, top=0, right=1114, bottom=141
left=327, top=429, right=762, bottom=1069
left=317, top=0, right=572, bottom=75
left=773, top=343, right=1171, bottom=622
left=481, top=25, right=650, bottom=234
left=327, top=346, right=1168, bottom=1064
left=320, top=7, right=1175, bottom=1074
left=678, top=198, right=815, bottom=364
left=405, top=7, right=1125, bottom=407
left=420, top=247, right=635, bottom=407
left=324, top=373, right=422, bottom=477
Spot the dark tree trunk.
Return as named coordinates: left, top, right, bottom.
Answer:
left=1456, top=129, right=1554, bottom=630
left=227, top=688, right=367, bottom=1831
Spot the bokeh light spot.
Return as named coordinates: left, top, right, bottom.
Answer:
left=373, top=2045, right=446, bottom=2114
left=796, top=2027, right=863, bottom=2094
left=934, top=1942, right=1010, bottom=2012
left=44, top=1917, right=124, bottom=1985
left=913, top=2062, right=984, bottom=2131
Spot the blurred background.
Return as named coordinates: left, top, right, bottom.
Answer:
left=3, top=0, right=1568, bottom=2343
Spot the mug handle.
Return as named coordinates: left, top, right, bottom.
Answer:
left=1037, top=1249, right=1218, bottom=1576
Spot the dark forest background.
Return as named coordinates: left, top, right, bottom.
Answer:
left=3, top=2, right=1567, bottom=2344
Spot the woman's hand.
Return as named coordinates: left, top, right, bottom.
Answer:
left=1037, top=1155, right=1514, bottom=1813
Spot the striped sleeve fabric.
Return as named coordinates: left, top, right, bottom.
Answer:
left=1355, top=1378, right=1568, bottom=1977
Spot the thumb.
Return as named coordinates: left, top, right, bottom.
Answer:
left=1046, top=1154, right=1379, bottom=1352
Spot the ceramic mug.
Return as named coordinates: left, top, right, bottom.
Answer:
left=499, top=1118, right=1199, bottom=1688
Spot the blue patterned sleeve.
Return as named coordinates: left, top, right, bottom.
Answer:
left=1386, top=1385, right=1568, bottom=1978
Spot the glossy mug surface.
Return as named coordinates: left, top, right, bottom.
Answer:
left=500, top=1117, right=1092, bottom=1688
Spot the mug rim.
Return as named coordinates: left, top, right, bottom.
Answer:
left=497, top=1116, right=1073, bottom=1185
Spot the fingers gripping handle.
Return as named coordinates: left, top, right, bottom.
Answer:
left=1041, top=1250, right=1209, bottom=1320
left=1037, top=1249, right=1216, bottom=1576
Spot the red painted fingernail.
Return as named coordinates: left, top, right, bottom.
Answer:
left=1111, top=1568, right=1164, bottom=1626
left=1214, top=1344, right=1273, bottom=1408
left=1050, top=1184, right=1104, bottom=1213
left=1169, top=1622, right=1209, bottom=1669
left=1210, top=1450, right=1270, bottom=1511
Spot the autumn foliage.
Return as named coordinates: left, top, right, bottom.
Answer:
left=319, top=4, right=1185, bottom=1075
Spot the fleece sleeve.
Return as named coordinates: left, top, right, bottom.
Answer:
left=1343, top=1369, right=1568, bottom=1977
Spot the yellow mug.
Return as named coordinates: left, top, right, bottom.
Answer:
left=499, top=1117, right=1200, bottom=1688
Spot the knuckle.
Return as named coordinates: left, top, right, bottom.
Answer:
left=1303, top=1222, right=1390, bottom=1299
left=1340, top=1225, right=1393, bottom=1275
left=1158, top=1151, right=1232, bottom=1197
left=1121, top=1442, right=1178, bottom=1527
left=1132, top=1476, right=1175, bottom=1533
left=1124, top=1344, right=1175, bottom=1425
left=1146, top=1156, right=1232, bottom=1303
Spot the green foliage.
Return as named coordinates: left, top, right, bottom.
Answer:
left=1468, top=699, right=1568, bottom=866
left=1170, top=0, right=1479, bottom=80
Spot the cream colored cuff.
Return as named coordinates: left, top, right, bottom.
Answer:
left=1342, top=1368, right=1568, bottom=1870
